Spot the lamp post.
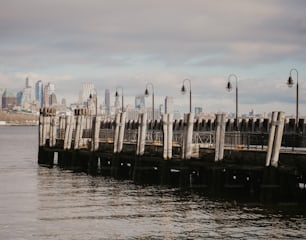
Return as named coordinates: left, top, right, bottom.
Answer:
left=287, top=68, right=299, bottom=129
left=144, top=82, right=155, bottom=121
left=226, top=74, right=238, bottom=130
left=89, top=88, right=98, bottom=116
left=115, top=87, right=124, bottom=112
left=181, top=78, right=192, bottom=113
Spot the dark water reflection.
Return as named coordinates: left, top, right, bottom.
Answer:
left=1, top=126, right=306, bottom=239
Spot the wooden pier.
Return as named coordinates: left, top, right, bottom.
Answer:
left=38, top=108, right=306, bottom=205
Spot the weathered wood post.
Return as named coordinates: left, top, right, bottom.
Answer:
left=92, top=115, right=101, bottom=152
left=265, top=111, right=278, bottom=166
left=112, top=112, right=126, bottom=178
left=182, top=112, right=194, bottom=160
left=74, top=109, right=85, bottom=150
left=136, top=112, right=147, bottom=156
left=113, top=113, right=121, bottom=153
left=64, top=115, right=75, bottom=150
left=215, top=113, right=226, bottom=161
left=118, top=112, right=126, bottom=153
left=270, top=111, right=285, bottom=167
left=266, top=111, right=285, bottom=167
left=50, top=108, right=57, bottom=147
left=162, top=113, right=173, bottom=160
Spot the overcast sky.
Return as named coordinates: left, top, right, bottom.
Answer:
left=0, top=0, right=305, bottom=116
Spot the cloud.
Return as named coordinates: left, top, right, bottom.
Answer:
left=0, top=0, right=305, bottom=116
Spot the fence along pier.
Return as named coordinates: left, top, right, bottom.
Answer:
left=38, top=107, right=306, bottom=204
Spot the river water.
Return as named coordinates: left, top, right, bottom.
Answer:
left=1, top=126, right=306, bottom=239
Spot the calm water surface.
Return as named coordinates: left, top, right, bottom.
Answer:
left=1, top=126, right=306, bottom=239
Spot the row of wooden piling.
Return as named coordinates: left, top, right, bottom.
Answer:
left=38, top=108, right=306, bottom=204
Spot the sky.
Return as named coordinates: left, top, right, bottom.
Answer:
left=0, top=0, right=306, bottom=117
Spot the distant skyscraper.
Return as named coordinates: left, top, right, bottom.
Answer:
left=105, top=89, right=110, bottom=113
left=43, top=82, right=56, bottom=107
left=194, top=107, right=203, bottom=118
left=35, top=80, right=44, bottom=107
left=79, top=82, right=94, bottom=104
left=49, top=93, right=57, bottom=106
left=135, top=95, right=145, bottom=109
left=164, top=96, right=173, bottom=114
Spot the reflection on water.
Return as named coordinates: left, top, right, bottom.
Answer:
left=1, top=126, right=306, bottom=239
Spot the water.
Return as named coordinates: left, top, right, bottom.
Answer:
left=1, top=126, right=306, bottom=239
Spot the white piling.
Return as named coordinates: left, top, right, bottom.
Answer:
left=167, top=113, right=173, bottom=159
left=39, top=113, right=44, bottom=146
left=50, top=115, right=57, bottom=147
left=214, top=113, right=226, bottom=161
left=137, top=113, right=147, bottom=156
left=162, top=113, right=169, bottom=159
left=271, top=111, right=285, bottom=167
left=117, top=112, right=126, bottom=153
left=74, top=114, right=84, bottom=150
left=64, top=115, right=72, bottom=149
left=214, top=114, right=221, bottom=162
left=93, top=116, right=101, bottom=151
left=113, top=113, right=121, bottom=153
left=265, top=111, right=278, bottom=166
left=182, top=113, right=194, bottom=159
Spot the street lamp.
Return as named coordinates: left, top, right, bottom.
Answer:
left=181, top=78, right=192, bottom=113
left=226, top=74, right=239, bottom=130
left=115, top=87, right=124, bottom=112
left=89, top=88, right=98, bottom=116
left=287, top=68, right=299, bottom=129
left=144, top=82, right=155, bottom=121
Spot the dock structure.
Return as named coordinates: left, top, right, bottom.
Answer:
left=38, top=108, right=306, bottom=204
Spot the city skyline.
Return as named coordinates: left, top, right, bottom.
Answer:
left=0, top=1, right=305, bottom=116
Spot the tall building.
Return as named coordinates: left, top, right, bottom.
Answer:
left=49, top=93, right=57, bottom=106
left=43, top=82, right=56, bottom=107
left=79, top=82, right=95, bottom=104
left=0, top=88, right=4, bottom=110
left=25, top=77, right=35, bottom=103
left=35, top=80, right=44, bottom=107
left=195, top=107, right=203, bottom=119
left=2, top=89, right=17, bottom=110
left=135, top=95, right=145, bottom=110
left=164, top=96, right=174, bottom=114
left=105, top=89, right=110, bottom=114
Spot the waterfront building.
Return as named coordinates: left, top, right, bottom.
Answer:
left=2, top=89, right=17, bottom=110
left=135, top=95, right=145, bottom=110
left=43, top=82, right=56, bottom=107
left=35, top=80, right=44, bottom=107
left=105, top=89, right=110, bottom=114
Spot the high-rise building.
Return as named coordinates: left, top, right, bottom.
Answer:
left=135, top=95, right=145, bottom=110
left=2, top=89, right=17, bottom=110
left=195, top=107, right=203, bottom=118
left=164, top=96, right=174, bottom=114
left=79, top=82, right=95, bottom=104
left=49, top=93, right=57, bottom=106
left=43, top=82, right=56, bottom=107
left=35, top=80, right=44, bottom=107
left=105, top=89, right=110, bottom=114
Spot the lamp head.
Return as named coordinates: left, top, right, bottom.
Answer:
left=144, top=88, right=149, bottom=97
left=287, top=76, right=294, bottom=88
left=89, top=93, right=92, bottom=99
left=115, top=91, right=119, bottom=97
left=226, top=81, right=232, bottom=92
left=181, top=84, right=186, bottom=95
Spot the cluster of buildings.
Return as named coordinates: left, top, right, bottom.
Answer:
left=76, top=82, right=182, bottom=121
left=3, top=79, right=268, bottom=121
left=1, top=78, right=60, bottom=114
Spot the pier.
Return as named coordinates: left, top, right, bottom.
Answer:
left=38, top=108, right=306, bottom=205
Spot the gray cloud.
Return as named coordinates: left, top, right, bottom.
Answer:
left=0, top=0, right=305, bottom=115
